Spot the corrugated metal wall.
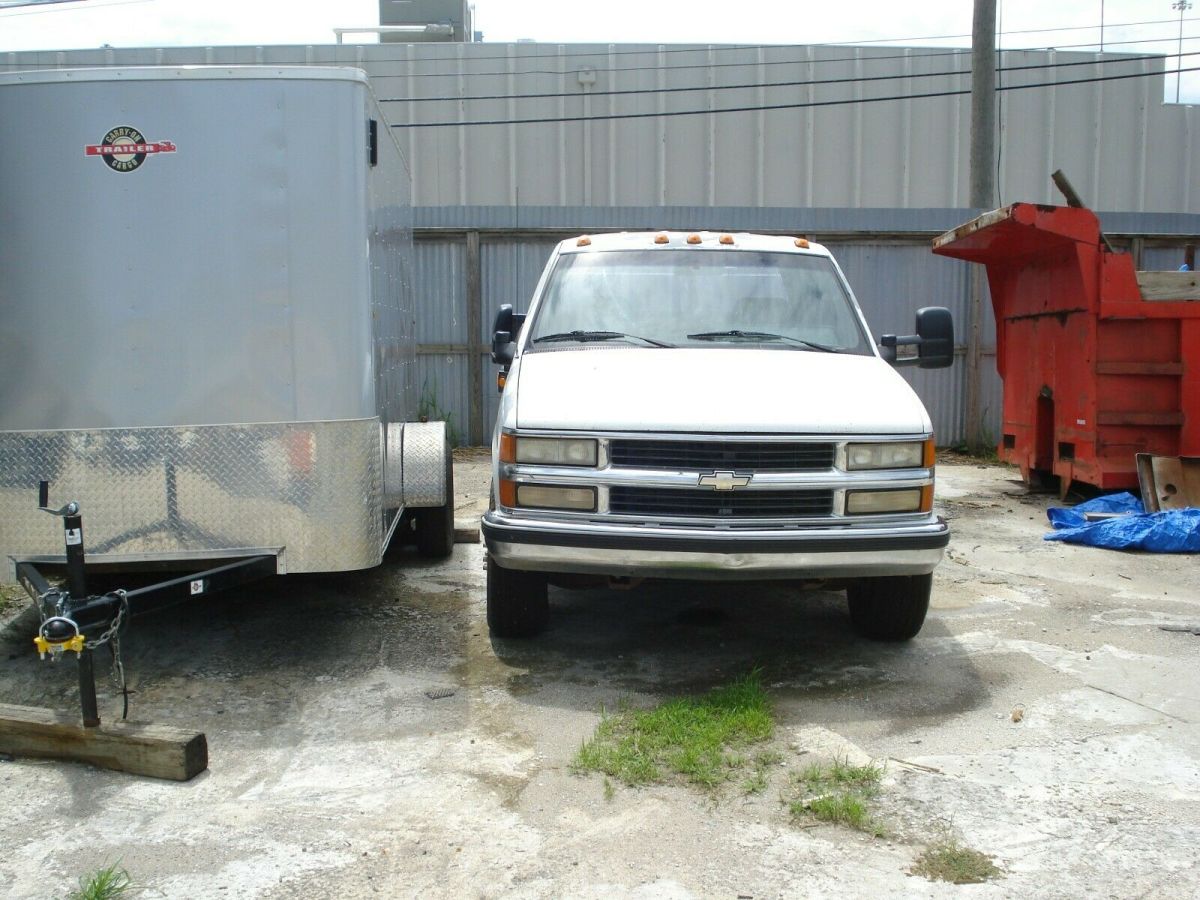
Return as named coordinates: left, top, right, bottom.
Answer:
left=408, top=218, right=1198, bottom=447
left=412, top=239, right=471, bottom=443
left=415, top=231, right=992, bottom=446
left=5, top=42, right=1198, bottom=213
left=825, top=243, right=978, bottom=445
left=4, top=44, right=1196, bottom=445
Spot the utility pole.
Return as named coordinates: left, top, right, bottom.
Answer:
left=969, top=0, right=997, bottom=208
left=1175, top=0, right=1192, bottom=104
left=966, top=0, right=997, bottom=451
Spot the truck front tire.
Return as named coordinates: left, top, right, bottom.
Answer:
left=846, top=574, right=931, bottom=641
left=486, top=556, right=548, bottom=638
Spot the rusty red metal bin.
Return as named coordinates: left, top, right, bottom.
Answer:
left=934, top=203, right=1200, bottom=492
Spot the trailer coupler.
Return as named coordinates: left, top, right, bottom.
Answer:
left=16, top=481, right=277, bottom=729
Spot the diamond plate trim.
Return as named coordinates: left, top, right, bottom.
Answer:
left=0, top=419, right=383, bottom=573
left=383, top=421, right=405, bottom=507
left=401, top=421, right=447, bottom=508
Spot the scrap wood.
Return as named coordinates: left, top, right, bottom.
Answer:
left=888, top=757, right=943, bottom=774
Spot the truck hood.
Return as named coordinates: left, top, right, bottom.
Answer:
left=514, top=348, right=931, bottom=434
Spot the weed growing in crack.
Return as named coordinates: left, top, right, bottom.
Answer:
left=573, top=670, right=773, bottom=789
left=69, top=862, right=133, bottom=900
left=910, top=839, right=1001, bottom=884
left=787, top=757, right=886, bottom=836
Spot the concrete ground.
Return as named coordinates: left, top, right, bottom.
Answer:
left=1, top=455, right=1198, bottom=899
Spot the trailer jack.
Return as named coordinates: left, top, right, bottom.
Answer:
left=0, top=482, right=276, bottom=780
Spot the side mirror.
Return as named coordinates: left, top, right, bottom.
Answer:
left=879, top=307, right=954, bottom=369
left=915, top=307, right=954, bottom=368
left=491, top=304, right=517, bottom=367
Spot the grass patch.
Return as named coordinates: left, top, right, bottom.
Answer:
left=910, top=839, right=1001, bottom=884
left=573, top=671, right=774, bottom=789
left=742, top=770, right=768, bottom=795
left=787, top=758, right=886, bottom=836
left=0, top=583, right=27, bottom=617
left=69, top=862, right=133, bottom=900
left=742, top=750, right=784, bottom=795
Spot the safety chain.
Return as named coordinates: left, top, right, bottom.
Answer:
left=109, top=632, right=130, bottom=720
left=35, top=586, right=67, bottom=621
left=85, top=590, right=129, bottom=650
left=95, top=591, right=132, bottom=720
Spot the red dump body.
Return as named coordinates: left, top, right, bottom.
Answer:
left=934, top=203, right=1200, bottom=491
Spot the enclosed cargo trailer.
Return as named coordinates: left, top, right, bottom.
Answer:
left=0, top=66, right=453, bottom=576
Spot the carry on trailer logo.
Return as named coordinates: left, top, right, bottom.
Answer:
left=84, top=126, right=176, bottom=172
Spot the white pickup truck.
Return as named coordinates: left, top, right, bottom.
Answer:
left=482, top=231, right=953, bottom=641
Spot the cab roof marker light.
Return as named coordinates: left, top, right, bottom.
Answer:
left=719, top=234, right=734, bottom=245
left=687, top=234, right=702, bottom=244
left=654, top=233, right=670, bottom=244
left=794, top=237, right=810, bottom=249
left=576, top=236, right=591, bottom=247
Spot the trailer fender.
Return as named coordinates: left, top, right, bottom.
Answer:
left=384, top=421, right=449, bottom=509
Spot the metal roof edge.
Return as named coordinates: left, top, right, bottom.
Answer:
left=0, top=65, right=370, bottom=85
left=411, top=206, right=1200, bottom=236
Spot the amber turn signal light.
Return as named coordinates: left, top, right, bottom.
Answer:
left=499, top=432, right=517, bottom=463
left=499, top=478, right=517, bottom=507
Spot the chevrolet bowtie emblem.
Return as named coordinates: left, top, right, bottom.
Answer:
left=698, top=471, right=752, bottom=490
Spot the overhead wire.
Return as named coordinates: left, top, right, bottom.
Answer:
left=355, top=15, right=1200, bottom=75
left=379, top=50, right=1192, bottom=105
left=369, top=29, right=1195, bottom=81
left=388, top=62, right=1200, bottom=128
left=825, top=15, right=1187, bottom=45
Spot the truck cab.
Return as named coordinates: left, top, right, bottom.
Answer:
left=483, top=231, right=953, bottom=640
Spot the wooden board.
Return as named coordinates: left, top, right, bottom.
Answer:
left=1137, top=455, right=1200, bottom=512
left=1136, top=271, right=1200, bottom=302
left=454, top=524, right=480, bottom=544
left=0, top=703, right=207, bottom=781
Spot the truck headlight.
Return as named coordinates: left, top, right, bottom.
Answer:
left=845, top=486, right=933, bottom=514
left=845, top=439, right=934, bottom=470
left=513, top=483, right=597, bottom=511
left=501, top=434, right=598, bottom=467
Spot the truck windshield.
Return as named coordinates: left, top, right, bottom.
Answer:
left=528, top=250, right=872, bottom=354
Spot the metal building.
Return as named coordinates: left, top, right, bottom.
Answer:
left=4, top=41, right=1198, bottom=445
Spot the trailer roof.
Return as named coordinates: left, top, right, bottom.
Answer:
left=0, top=65, right=370, bottom=86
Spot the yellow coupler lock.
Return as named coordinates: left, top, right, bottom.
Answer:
left=34, top=633, right=85, bottom=660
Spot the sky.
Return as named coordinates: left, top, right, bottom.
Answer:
left=1, top=0, right=1196, bottom=101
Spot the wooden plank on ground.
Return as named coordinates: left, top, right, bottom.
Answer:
left=1136, top=271, right=1200, bottom=302
left=0, top=703, right=207, bottom=781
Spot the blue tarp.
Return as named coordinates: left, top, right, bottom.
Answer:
left=1045, top=492, right=1200, bottom=552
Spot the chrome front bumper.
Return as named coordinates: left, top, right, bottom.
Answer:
left=481, top=512, right=949, bottom=580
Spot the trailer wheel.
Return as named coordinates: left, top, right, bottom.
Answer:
left=486, top=556, right=548, bottom=638
left=846, top=574, right=931, bottom=641
left=415, top=445, right=455, bottom=559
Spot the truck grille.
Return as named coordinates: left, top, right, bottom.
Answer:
left=608, top=487, right=834, bottom=519
left=609, top=439, right=834, bottom=472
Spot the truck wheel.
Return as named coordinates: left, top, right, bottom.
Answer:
left=846, top=574, right=931, bottom=641
left=486, top=556, right=548, bottom=638
left=415, top=445, right=455, bottom=559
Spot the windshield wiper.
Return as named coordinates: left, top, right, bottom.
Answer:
left=533, top=330, right=675, bottom=348
left=685, top=330, right=840, bottom=353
